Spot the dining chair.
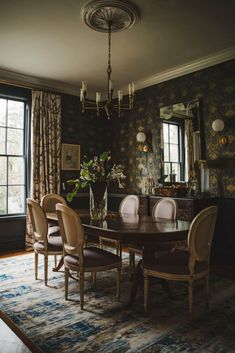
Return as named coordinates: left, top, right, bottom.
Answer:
left=41, top=193, right=66, bottom=226
left=56, top=203, right=122, bottom=310
left=27, top=198, right=63, bottom=286
left=41, top=193, right=67, bottom=267
left=99, top=195, right=140, bottom=257
left=143, top=205, right=218, bottom=314
left=129, top=197, right=177, bottom=274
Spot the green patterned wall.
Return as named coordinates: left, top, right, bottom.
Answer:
left=109, top=60, right=235, bottom=197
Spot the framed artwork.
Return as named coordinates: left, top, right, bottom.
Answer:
left=61, top=144, right=80, bottom=170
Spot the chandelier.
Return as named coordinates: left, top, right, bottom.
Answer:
left=80, top=0, right=139, bottom=119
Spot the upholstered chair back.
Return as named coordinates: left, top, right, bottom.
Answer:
left=27, top=198, right=48, bottom=243
left=188, top=206, right=218, bottom=268
left=152, top=198, right=177, bottom=220
left=119, top=195, right=139, bottom=215
left=41, top=193, right=66, bottom=212
left=56, top=204, right=85, bottom=263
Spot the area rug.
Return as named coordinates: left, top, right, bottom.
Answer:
left=0, top=253, right=235, bottom=353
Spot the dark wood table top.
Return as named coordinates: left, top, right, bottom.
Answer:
left=47, top=210, right=190, bottom=243
left=82, top=214, right=190, bottom=243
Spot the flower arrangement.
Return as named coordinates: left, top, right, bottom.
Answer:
left=66, top=151, right=126, bottom=202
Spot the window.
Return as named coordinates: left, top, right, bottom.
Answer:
left=163, top=121, right=183, bottom=182
left=0, top=97, right=28, bottom=216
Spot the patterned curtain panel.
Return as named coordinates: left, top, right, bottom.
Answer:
left=25, top=90, right=61, bottom=249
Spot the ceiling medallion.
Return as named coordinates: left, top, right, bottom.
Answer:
left=81, top=0, right=139, bottom=33
left=80, top=0, right=139, bottom=119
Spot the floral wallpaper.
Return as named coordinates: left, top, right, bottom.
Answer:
left=61, top=60, right=235, bottom=198
left=109, top=60, right=235, bottom=198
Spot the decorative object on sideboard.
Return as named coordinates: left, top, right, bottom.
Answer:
left=80, top=0, right=139, bottom=119
left=154, top=183, right=188, bottom=197
left=212, top=118, right=228, bottom=146
left=199, top=160, right=210, bottom=195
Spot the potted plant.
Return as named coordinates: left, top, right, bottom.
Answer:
left=66, top=151, right=126, bottom=220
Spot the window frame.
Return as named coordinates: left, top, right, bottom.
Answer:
left=0, top=94, right=30, bottom=218
left=163, top=119, right=185, bottom=181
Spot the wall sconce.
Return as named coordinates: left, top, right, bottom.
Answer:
left=136, top=127, right=149, bottom=152
left=211, top=119, right=228, bottom=146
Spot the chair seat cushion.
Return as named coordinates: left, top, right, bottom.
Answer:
left=64, top=247, right=121, bottom=269
left=143, top=249, right=208, bottom=275
left=34, top=236, right=63, bottom=252
left=48, top=225, right=60, bottom=237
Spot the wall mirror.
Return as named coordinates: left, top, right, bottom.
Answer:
left=160, top=98, right=204, bottom=182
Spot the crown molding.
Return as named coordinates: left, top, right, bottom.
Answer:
left=0, top=68, right=79, bottom=96
left=0, top=47, right=234, bottom=97
left=132, top=47, right=235, bottom=92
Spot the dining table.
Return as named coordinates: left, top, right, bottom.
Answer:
left=47, top=210, right=190, bottom=305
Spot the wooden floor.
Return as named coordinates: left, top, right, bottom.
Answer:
left=0, top=311, right=43, bottom=353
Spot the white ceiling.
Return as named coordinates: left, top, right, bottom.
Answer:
left=0, top=0, right=234, bottom=96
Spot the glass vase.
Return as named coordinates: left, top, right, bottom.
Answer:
left=90, top=181, right=107, bottom=221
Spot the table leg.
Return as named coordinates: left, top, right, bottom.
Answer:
left=126, top=259, right=175, bottom=308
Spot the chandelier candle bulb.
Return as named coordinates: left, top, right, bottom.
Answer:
left=80, top=88, right=84, bottom=102
left=82, top=81, right=87, bottom=92
left=132, top=82, right=135, bottom=94
left=118, top=90, right=123, bottom=102
left=128, top=83, right=132, bottom=96
left=96, top=92, right=101, bottom=103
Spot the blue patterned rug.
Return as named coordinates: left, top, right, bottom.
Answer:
left=0, top=253, right=235, bottom=353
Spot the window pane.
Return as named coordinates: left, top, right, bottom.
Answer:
left=8, top=100, right=24, bottom=128
left=8, top=186, right=25, bottom=214
left=7, top=128, right=24, bottom=155
left=164, top=162, right=171, bottom=181
left=0, top=127, right=6, bottom=154
left=172, top=163, right=180, bottom=181
left=163, top=143, right=169, bottom=161
left=8, top=157, right=25, bottom=185
left=0, top=99, right=6, bottom=127
left=169, top=124, right=178, bottom=143
left=163, top=123, right=169, bottom=143
left=0, top=186, right=6, bottom=214
left=170, top=144, right=179, bottom=162
left=0, top=157, right=7, bottom=185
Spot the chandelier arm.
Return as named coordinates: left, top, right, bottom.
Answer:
left=107, top=22, right=112, bottom=103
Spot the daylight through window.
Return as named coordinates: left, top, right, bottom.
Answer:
left=0, top=97, right=27, bottom=215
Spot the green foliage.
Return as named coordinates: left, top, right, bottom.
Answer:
left=66, top=151, right=125, bottom=202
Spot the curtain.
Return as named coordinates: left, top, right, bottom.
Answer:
left=25, top=90, right=61, bottom=249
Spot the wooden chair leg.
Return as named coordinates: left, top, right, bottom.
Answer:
left=206, top=275, right=209, bottom=309
left=65, top=267, right=69, bottom=300
left=54, top=255, right=57, bottom=268
left=117, top=241, right=122, bottom=258
left=129, top=251, right=135, bottom=275
left=44, top=255, right=48, bottom=286
left=117, top=267, right=121, bottom=301
left=144, top=272, right=149, bottom=313
left=188, top=279, right=194, bottom=315
left=35, top=252, right=38, bottom=280
left=79, top=273, right=84, bottom=310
